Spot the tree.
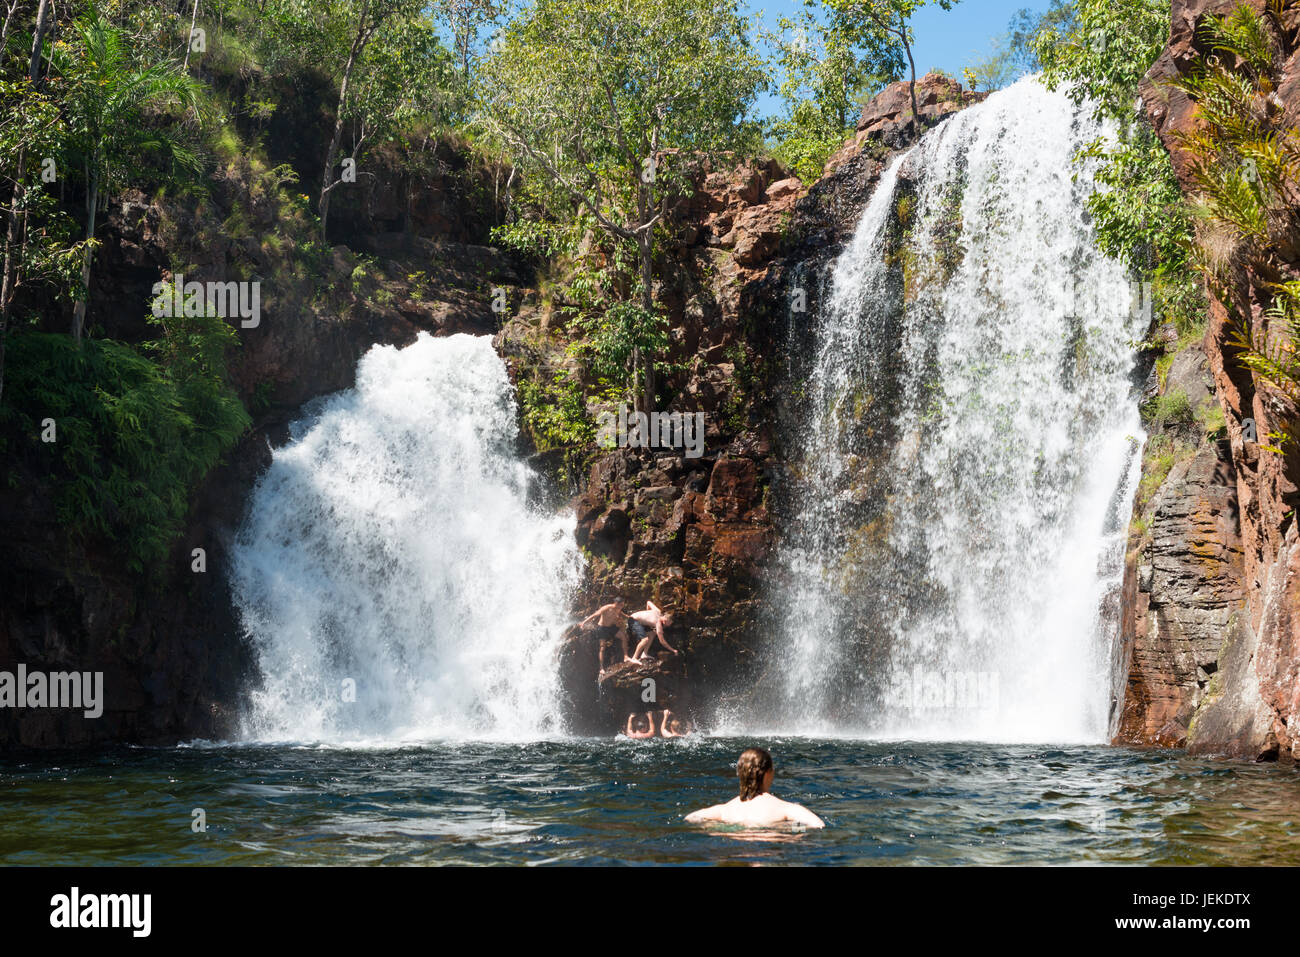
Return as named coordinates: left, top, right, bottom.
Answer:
left=764, top=6, right=900, bottom=180
left=963, top=2, right=1078, bottom=93
left=315, top=0, right=421, bottom=238
left=820, top=0, right=960, bottom=131
left=436, top=0, right=504, bottom=89
left=54, top=11, right=202, bottom=341
left=0, top=0, right=55, bottom=398
left=1034, top=0, right=1192, bottom=283
left=261, top=0, right=446, bottom=238
left=962, top=37, right=1016, bottom=93
left=1006, top=1, right=1076, bottom=74
left=478, top=0, right=766, bottom=411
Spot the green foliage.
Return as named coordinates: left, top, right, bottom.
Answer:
left=961, top=36, right=1017, bottom=93
left=575, top=298, right=671, bottom=388
left=1169, top=6, right=1299, bottom=274
left=1006, top=2, right=1077, bottom=74
left=1141, top=388, right=1194, bottom=430
left=517, top=370, right=595, bottom=451
left=763, top=4, right=902, bottom=181
left=1134, top=431, right=1195, bottom=516
left=0, top=315, right=249, bottom=572
left=479, top=0, right=766, bottom=401
left=52, top=11, right=206, bottom=195
left=1171, top=5, right=1300, bottom=449
left=1231, top=280, right=1300, bottom=408
left=1036, top=0, right=1202, bottom=335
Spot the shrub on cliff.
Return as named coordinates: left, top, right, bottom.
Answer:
left=0, top=311, right=249, bottom=573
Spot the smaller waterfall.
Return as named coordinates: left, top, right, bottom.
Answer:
left=230, top=333, right=582, bottom=744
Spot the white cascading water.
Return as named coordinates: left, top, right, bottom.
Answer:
left=229, top=333, right=582, bottom=744
left=767, top=77, right=1145, bottom=742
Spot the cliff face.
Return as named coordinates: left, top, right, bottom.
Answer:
left=1116, top=0, right=1300, bottom=760
left=0, top=134, right=516, bottom=747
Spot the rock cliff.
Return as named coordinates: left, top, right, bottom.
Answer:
left=1116, top=0, right=1300, bottom=760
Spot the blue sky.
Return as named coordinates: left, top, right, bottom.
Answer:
left=747, top=0, right=1055, bottom=117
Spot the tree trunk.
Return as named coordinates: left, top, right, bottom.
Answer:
left=319, top=7, right=370, bottom=239
left=182, top=0, right=200, bottom=72
left=1, top=0, right=54, bottom=399
left=71, top=172, right=98, bottom=343
left=902, top=30, right=919, bottom=131
left=638, top=230, right=655, bottom=414
left=29, top=0, right=50, bottom=82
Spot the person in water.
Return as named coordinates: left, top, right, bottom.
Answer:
left=685, top=747, right=824, bottom=829
left=628, top=600, right=677, bottom=662
left=624, top=711, right=657, bottom=739
left=579, top=596, right=632, bottom=673
left=659, top=709, right=692, bottom=737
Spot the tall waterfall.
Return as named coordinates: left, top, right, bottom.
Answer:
left=229, top=333, right=582, bottom=744
left=765, top=77, right=1145, bottom=742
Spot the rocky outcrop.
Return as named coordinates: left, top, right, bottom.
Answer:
left=1116, top=0, right=1300, bottom=760
left=825, top=72, right=987, bottom=175
left=1117, top=438, right=1245, bottom=746
left=528, top=159, right=799, bottom=732
left=531, top=80, right=987, bottom=734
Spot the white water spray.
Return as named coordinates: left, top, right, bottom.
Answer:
left=229, top=333, right=582, bottom=744
left=767, top=78, right=1145, bottom=742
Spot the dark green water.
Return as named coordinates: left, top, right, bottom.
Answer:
left=2, top=738, right=1298, bottom=865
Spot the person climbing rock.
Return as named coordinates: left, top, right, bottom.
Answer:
left=579, top=596, right=631, bottom=674
left=685, top=747, right=824, bottom=829
left=628, top=600, right=677, bottom=662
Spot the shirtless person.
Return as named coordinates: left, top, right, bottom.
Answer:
left=660, top=709, right=692, bottom=738
left=628, top=600, right=677, bottom=662
left=623, top=711, right=657, bottom=739
left=579, top=597, right=631, bottom=673
left=685, top=747, right=824, bottom=829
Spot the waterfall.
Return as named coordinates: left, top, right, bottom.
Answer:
left=764, top=77, right=1145, bottom=742
left=229, top=333, right=582, bottom=744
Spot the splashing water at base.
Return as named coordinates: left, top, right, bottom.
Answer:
left=230, top=333, right=582, bottom=744
left=758, top=77, right=1146, bottom=742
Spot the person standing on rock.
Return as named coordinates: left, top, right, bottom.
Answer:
left=629, top=600, right=677, bottom=662
left=685, top=747, right=824, bottom=829
left=579, top=596, right=632, bottom=674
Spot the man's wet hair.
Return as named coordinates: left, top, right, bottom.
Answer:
left=737, top=747, right=774, bottom=801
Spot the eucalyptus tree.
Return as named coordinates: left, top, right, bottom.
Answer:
left=478, top=0, right=766, bottom=410
left=765, top=5, right=901, bottom=180
left=262, top=0, right=450, bottom=237
left=820, top=0, right=960, bottom=130
left=52, top=11, right=202, bottom=341
left=0, top=0, right=57, bottom=397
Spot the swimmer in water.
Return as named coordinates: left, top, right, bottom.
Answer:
left=659, top=709, right=691, bottom=737
left=685, top=747, right=824, bottom=829
left=623, top=711, right=657, bottom=739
